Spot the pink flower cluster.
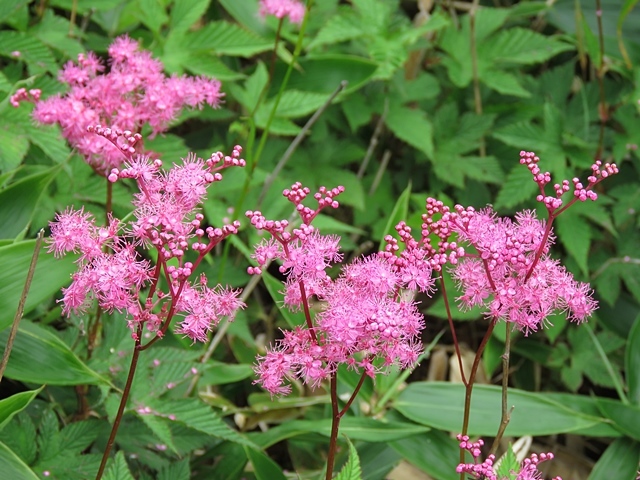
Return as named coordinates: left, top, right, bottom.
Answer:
left=259, top=0, right=306, bottom=24
left=48, top=144, right=246, bottom=342
left=30, top=35, right=223, bottom=176
left=248, top=183, right=433, bottom=396
left=456, top=435, right=561, bottom=480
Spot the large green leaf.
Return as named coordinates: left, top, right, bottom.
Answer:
left=0, top=31, right=57, bottom=74
left=184, top=21, right=272, bottom=57
left=555, top=210, right=592, bottom=276
left=389, top=430, right=459, bottom=480
left=0, top=240, right=77, bottom=331
left=589, top=438, right=640, bottom=480
left=0, top=168, right=58, bottom=239
left=0, top=388, right=43, bottom=431
left=245, top=447, right=287, bottom=480
left=0, top=441, right=39, bottom=480
left=251, top=417, right=429, bottom=449
left=0, top=321, right=111, bottom=385
left=394, top=382, right=613, bottom=436
left=626, top=313, right=640, bottom=405
left=595, top=398, right=640, bottom=441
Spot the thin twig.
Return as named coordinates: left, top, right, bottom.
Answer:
left=257, top=80, right=348, bottom=207
left=368, top=149, right=392, bottom=196
left=357, top=98, right=388, bottom=179
left=0, top=230, right=45, bottom=383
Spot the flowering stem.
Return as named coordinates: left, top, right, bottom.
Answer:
left=459, top=317, right=497, bottom=472
left=489, top=324, right=513, bottom=454
left=326, top=374, right=341, bottom=480
left=95, top=323, right=143, bottom=480
left=440, top=277, right=467, bottom=385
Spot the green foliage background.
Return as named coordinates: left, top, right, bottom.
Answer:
left=1, top=0, right=640, bottom=478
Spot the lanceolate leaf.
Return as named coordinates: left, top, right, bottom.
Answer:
left=0, top=388, right=43, bottom=431
left=0, top=321, right=111, bottom=386
left=0, top=240, right=77, bottom=332
left=0, top=441, right=39, bottom=480
left=626, top=314, right=640, bottom=405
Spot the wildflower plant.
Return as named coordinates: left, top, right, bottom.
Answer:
left=48, top=127, right=246, bottom=478
left=247, top=182, right=436, bottom=479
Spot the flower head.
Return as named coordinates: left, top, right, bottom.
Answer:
left=30, top=35, right=223, bottom=176
left=259, top=0, right=306, bottom=24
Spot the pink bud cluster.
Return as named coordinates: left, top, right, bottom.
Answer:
left=456, top=435, right=561, bottom=480
left=30, top=35, right=223, bottom=176
left=259, top=0, right=306, bottom=24
left=48, top=145, right=246, bottom=342
left=248, top=184, right=432, bottom=396
left=9, top=87, right=41, bottom=107
left=520, top=151, right=618, bottom=212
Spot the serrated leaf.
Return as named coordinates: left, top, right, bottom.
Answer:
left=135, top=0, right=168, bottom=34
left=138, top=414, right=178, bottom=454
left=481, top=69, right=531, bottom=97
left=0, top=31, right=57, bottom=74
left=308, top=10, right=365, bottom=49
left=494, top=164, right=538, bottom=210
left=264, top=90, right=334, bottom=119
left=103, top=451, right=135, bottom=480
left=170, top=0, right=210, bottom=34
left=0, top=119, right=29, bottom=169
left=27, top=124, right=71, bottom=163
left=59, top=420, right=101, bottom=453
left=555, top=211, right=592, bottom=276
left=185, top=21, right=272, bottom=57
left=484, top=27, right=574, bottom=65
left=0, top=321, right=111, bottom=386
left=158, top=458, right=190, bottom=480
left=146, top=399, right=257, bottom=448
left=0, top=388, right=43, bottom=431
left=386, top=105, right=433, bottom=158
left=335, top=438, right=362, bottom=480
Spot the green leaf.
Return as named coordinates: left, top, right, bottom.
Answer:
left=103, top=451, right=135, bottom=480
left=0, top=441, right=39, bottom=480
left=0, top=388, right=43, bottom=431
left=483, top=27, right=574, bottom=65
left=262, top=90, right=335, bottom=119
left=480, top=69, right=531, bottom=97
left=389, top=430, right=459, bottom=480
left=494, top=162, right=538, bottom=210
left=0, top=31, right=57, bottom=74
left=626, top=313, right=640, bottom=405
left=134, top=0, right=168, bottom=34
left=251, top=417, right=429, bottom=449
left=378, top=183, right=411, bottom=251
left=246, top=447, right=287, bottom=480
left=386, top=105, right=433, bottom=158
left=595, top=397, right=640, bottom=441
left=271, top=55, right=377, bottom=95
left=158, top=458, right=190, bottom=480
left=185, top=21, right=272, bottom=57
left=146, top=399, right=257, bottom=448
left=555, top=211, right=592, bottom=276
left=261, top=271, right=307, bottom=329
left=335, top=438, right=362, bottom=480
left=0, top=321, right=111, bottom=386
left=170, top=0, right=210, bottom=34
left=0, top=168, right=58, bottom=239
left=394, top=382, right=612, bottom=436
left=589, top=437, right=640, bottom=480
left=137, top=414, right=178, bottom=454
left=0, top=0, right=29, bottom=25
left=0, top=240, right=77, bottom=331
left=308, top=10, right=365, bottom=50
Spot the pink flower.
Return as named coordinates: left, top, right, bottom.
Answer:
left=249, top=184, right=431, bottom=396
left=48, top=146, right=246, bottom=340
left=30, top=35, right=223, bottom=176
left=259, top=0, right=306, bottom=24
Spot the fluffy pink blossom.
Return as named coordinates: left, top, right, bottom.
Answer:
left=259, top=0, right=306, bottom=24
left=48, top=146, right=246, bottom=341
left=30, top=35, right=223, bottom=176
left=248, top=184, right=432, bottom=396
